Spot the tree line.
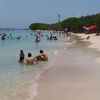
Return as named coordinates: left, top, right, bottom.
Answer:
left=29, top=13, right=100, bottom=32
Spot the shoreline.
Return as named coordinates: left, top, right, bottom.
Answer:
left=33, top=34, right=100, bottom=100
left=76, top=33, right=100, bottom=64
left=76, top=33, right=100, bottom=50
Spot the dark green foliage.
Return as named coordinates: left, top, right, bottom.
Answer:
left=29, top=23, right=50, bottom=30
left=61, top=17, right=83, bottom=30
left=29, top=13, right=100, bottom=31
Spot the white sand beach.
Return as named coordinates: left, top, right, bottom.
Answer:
left=33, top=35, right=100, bottom=100
left=76, top=33, right=100, bottom=64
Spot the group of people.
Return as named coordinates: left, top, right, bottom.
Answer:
left=19, top=50, right=48, bottom=65
left=46, top=33, right=58, bottom=40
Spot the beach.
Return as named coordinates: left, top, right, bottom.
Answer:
left=0, top=30, right=72, bottom=100
left=33, top=33, right=100, bottom=100
left=76, top=33, right=100, bottom=64
left=0, top=0, right=100, bottom=99
left=1, top=31, right=100, bottom=100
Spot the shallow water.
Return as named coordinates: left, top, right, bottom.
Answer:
left=0, top=30, right=70, bottom=100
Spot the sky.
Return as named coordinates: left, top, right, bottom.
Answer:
left=0, top=0, right=100, bottom=28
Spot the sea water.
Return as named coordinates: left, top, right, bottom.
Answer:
left=0, top=30, right=70, bottom=100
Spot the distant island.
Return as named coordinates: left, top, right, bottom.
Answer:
left=29, top=13, right=100, bottom=32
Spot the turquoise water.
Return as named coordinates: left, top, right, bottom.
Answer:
left=0, top=30, right=68, bottom=100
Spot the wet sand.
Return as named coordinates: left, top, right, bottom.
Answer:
left=33, top=36, right=100, bottom=100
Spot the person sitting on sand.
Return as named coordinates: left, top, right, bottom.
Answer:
left=19, top=50, right=25, bottom=63
left=34, top=50, right=48, bottom=61
left=86, top=36, right=90, bottom=39
left=26, top=53, right=36, bottom=64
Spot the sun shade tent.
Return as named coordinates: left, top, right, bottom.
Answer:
left=88, top=25, right=97, bottom=30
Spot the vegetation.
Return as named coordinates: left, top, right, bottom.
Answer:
left=29, top=13, right=100, bottom=32
left=29, top=23, right=50, bottom=30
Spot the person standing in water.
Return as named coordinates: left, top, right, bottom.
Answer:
left=26, top=52, right=37, bottom=64
left=19, top=50, right=25, bottom=63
